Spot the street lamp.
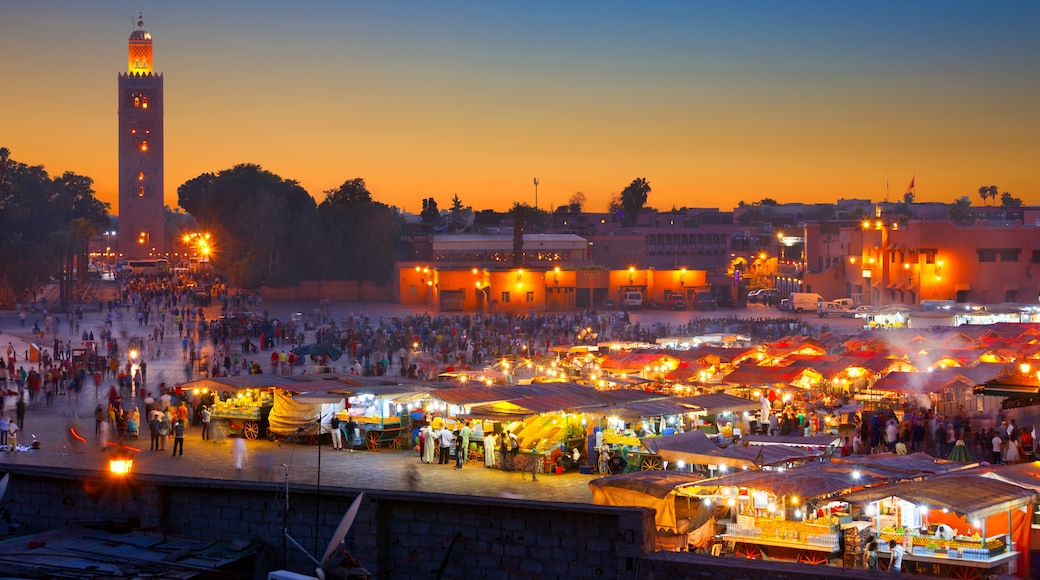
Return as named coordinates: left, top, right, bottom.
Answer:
left=628, top=266, right=635, bottom=285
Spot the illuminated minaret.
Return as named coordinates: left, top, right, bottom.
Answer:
left=117, top=13, right=165, bottom=259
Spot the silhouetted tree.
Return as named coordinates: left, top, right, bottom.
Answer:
left=948, top=196, right=974, bottom=225
left=1001, top=191, right=1023, bottom=207
left=0, top=149, right=110, bottom=304
left=324, top=178, right=373, bottom=206
left=619, top=177, right=651, bottom=226
left=177, top=164, right=316, bottom=287
left=568, top=191, right=586, bottom=213
left=318, top=178, right=401, bottom=283
left=978, top=185, right=998, bottom=206
left=421, top=197, right=440, bottom=224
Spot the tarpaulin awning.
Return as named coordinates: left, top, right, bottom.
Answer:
left=582, top=393, right=757, bottom=421
left=976, top=373, right=1040, bottom=398
left=841, top=474, right=1039, bottom=521
left=828, top=452, right=969, bottom=480
left=741, top=434, right=840, bottom=448
left=721, top=366, right=804, bottom=386
left=640, top=430, right=821, bottom=470
left=868, top=371, right=953, bottom=394
left=685, top=461, right=884, bottom=499
left=182, top=373, right=356, bottom=392
left=590, top=471, right=711, bottom=532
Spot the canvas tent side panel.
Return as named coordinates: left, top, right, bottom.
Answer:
left=268, top=390, right=325, bottom=436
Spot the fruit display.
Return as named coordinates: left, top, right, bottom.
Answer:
left=752, top=517, right=840, bottom=548
left=879, top=530, right=1003, bottom=551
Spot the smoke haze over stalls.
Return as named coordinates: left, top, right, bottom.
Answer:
left=2, top=1, right=1038, bottom=215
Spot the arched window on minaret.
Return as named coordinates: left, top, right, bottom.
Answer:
left=139, top=186, right=146, bottom=197
left=134, top=95, right=141, bottom=108
left=138, top=171, right=145, bottom=181
left=139, top=140, right=148, bottom=152
left=141, top=96, right=149, bottom=109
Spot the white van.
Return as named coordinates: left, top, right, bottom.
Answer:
left=622, top=291, right=644, bottom=309
left=788, top=292, right=823, bottom=313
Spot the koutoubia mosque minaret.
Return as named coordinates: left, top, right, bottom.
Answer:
left=117, top=13, right=165, bottom=259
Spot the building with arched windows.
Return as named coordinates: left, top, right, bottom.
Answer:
left=117, top=15, right=165, bottom=259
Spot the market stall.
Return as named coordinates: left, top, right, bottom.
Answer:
left=590, top=471, right=710, bottom=551
left=638, top=429, right=825, bottom=475
left=343, top=384, right=428, bottom=451
left=841, top=474, right=1038, bottom=578
left=684, top=462, right=884, bottom=565
left=208, top=386, right=274, bottom=440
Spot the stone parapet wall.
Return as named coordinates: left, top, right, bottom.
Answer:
left=1, top=465, right=654, bottom=579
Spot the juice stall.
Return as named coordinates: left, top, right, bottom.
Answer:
left=682, top=461, right=885, bottom=565
left=841, top=474, right=1038, bottom=578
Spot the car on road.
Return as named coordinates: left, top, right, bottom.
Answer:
left=777, top=298, right=793, bottom=312
left=849, top=305, right=878, bottom=319
left=747, top=288, right=780, bottom=305
left=666, top=294, right=687, bottom=310
left=693, top=292, right=717, bottom=311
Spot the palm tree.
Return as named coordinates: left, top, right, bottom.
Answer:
left=948, top=196, right=974, bottom=225
left=619, top=177, right=651, bottom=227
left=978, top=185, right=998, bottom=206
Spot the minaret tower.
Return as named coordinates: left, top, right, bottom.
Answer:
left=118, top=13, right=165, bottom=259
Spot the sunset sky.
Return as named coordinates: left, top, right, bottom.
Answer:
left=2, top=1, right=1038, bottom=215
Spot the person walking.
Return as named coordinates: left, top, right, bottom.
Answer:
left=344, top=416, right=357, bottom=452
left=231, top=435, right=247, bottom=470
left=453, top=431, right=464, bottom=469
left=460, top=421, right=472, bottom=462
left=483, top=432, right=497, bottom=468
left=6, top=420, right=18, bottom=453
left=888, top=539, right=904, bottom=573
left=330, top=414, right=342, bottom=450
left=0, top=416, right=7, bottom=449
left=437, top=425, right=453, bottom=465
left=149, top=411, right=161, bottom=451
left=171, top=419, right=185, bottom=456
left=200, top=405, right=211, bottom=441
left=159, top=412, right=170, bottom=451
left=15, top=398, right=25, bottom=431
left=422, top=424, right=436, bottom=464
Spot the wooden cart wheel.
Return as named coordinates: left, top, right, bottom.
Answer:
left=734, top=543, right=762, bottom=560
left=798, top=551, right=828, bottom=565
left=389, top=436, right=402, bottom=450
left=641, top=455, right=663, bottom=471
left=243, top=421, right=260, bottom=440
left=365, top=431, right=380, bottom=451
left=947, top=566, right=982, bottom=580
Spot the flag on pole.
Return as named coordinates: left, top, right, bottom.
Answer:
left=906, top=176, right=915, bottom=193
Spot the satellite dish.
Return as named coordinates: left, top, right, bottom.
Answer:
left=320, top=492, right=364, bottom=566
left=0, top=473, right=9, bottom=502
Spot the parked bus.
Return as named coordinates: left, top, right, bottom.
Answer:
left=123, top=258, right=171, bottom=276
